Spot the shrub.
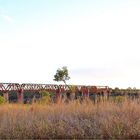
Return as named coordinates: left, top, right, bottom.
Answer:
left=0, top=96, right=6, bottom=104
left=38, top=91, right=51, bottom=104
left=113, top=96, right=126, bottom=103
left=40, top=91, right=50, bottom=96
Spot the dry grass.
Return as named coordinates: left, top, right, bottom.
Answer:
left=0, top=98, right=140, bottom=138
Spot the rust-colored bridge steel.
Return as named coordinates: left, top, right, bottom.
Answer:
left=0, top=83, right=110, bottom=103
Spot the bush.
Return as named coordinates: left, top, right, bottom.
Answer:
left=40, top=91, right=50, bottom=96
left=112, top=96, right=126, bottom=103
left=0, top=96, right=6, bottom=104
left=38, top=91, right=51, bottom=104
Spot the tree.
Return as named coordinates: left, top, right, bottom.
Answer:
left=53, top=66, right=70, bottom=85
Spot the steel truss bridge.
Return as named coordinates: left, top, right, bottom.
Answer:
left=0, top=83, right=110, bottom=103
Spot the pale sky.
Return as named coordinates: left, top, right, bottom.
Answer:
left=0, top=0, right=140, bottom=88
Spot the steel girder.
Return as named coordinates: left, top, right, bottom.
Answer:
left=0, top=83, right=110, bottom=93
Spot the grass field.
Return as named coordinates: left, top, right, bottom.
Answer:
left=0, top=98, right=140, bottom=139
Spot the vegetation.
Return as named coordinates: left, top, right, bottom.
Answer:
left=54, top=66, right=70, bottom=85
left=39, top=90, right=50, bottom=97
left=38, top=91, right=51, bottom=104
left=0, top=99, right=140, bottom=138
left=0, top=96, right=6, bottom=104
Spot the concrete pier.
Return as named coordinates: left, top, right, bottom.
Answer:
left=3, top=92, right=9, bottom=102
left=17, top=89, right=24, bottom=103
left=55, top=88, right=61, bottom=103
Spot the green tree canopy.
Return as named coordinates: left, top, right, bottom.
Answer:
left=53, top=66, right=70, bottom=85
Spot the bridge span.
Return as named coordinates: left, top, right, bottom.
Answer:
left=0, top=83, right=110, bottom=103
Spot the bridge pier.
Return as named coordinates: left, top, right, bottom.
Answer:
left=70, top=92, right=75, bottom=100
left=3, top=92, right=9, bottom=103
left=17, top=89, right=24, bottom=103
left=82, top=87, right=89, bottom=98
left=55, top=88, right=61, bottom=103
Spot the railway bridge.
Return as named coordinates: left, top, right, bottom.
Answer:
left=0, top=83, right=110, bottom=103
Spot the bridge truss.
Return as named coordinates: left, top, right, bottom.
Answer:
left=0, top=83, right=110, bottom=103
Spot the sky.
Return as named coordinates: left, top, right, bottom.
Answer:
left=0, top=0, right=140, bottom=88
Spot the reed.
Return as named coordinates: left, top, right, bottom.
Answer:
left=0, top=98, right=140, bottom=138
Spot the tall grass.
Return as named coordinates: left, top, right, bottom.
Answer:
left=0, top=98, right=140, bottom=138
